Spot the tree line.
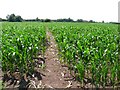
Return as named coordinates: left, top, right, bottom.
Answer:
left=0, top=13, right=106, bottom=23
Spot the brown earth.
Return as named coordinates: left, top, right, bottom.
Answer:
left=41, top=31, right=80, bottom=88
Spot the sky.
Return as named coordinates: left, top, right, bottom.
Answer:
left=0, top=0, right=119, bottom=22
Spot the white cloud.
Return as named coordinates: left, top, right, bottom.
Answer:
left=0, top=0, right=119, bottom=22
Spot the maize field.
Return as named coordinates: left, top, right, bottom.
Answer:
left=1, top=22, right=120, bottom=88
left=48, top=23, right=120, bottom=87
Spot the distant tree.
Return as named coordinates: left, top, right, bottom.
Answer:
left=68, top=18, right=74, bottom=22
left=56, top=19, right=63, bottom=22
left=44, top=19, right=51, bottom=22
left=89, top=20, right=95, bottom=23
left=6, top=14, right=15, bottom=22
left=6, top=14, right=23, bottom=22
left=77, top=19, right=83, bottom=22
left=0, top=18, right=2, bottom=21
left=36, top=17, right=39, bottom=21
left=2, top=19, right=7, bottom=21
left=102, top=21, right=104, bottom=23
left=15, top=15, right=23, bottom=22
left=40, top=19, right=44, bottom=22
left=56, top=18, right=74, bottom=22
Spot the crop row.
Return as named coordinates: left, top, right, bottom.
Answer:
left=2, top=22, right=46, bottom=76
left=49, top=23, right=120, bottom=87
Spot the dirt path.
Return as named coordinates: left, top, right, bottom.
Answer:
left=41, top=29, right=80, bottom=88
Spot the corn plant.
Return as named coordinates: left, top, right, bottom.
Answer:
left=48, top=22, right=119, bottom=87
left=2, top=22, right=46, bottom=76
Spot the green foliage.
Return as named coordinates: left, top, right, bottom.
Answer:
left=6, top=14, right=23, bottom=22
left=2, top=22, right=119, bottom=88
left=2, top=22, right=46, bottom=76
left=48, top=22, right=119, bottom=87
left=44, top=19, right=51, bottom=22
left=0, top=18, right=2, bottom=21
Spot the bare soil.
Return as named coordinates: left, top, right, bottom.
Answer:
left=41, top=31, right=80, bottom=88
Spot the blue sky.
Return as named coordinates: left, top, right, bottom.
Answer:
left=0, top=0, right=119, bottom=22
